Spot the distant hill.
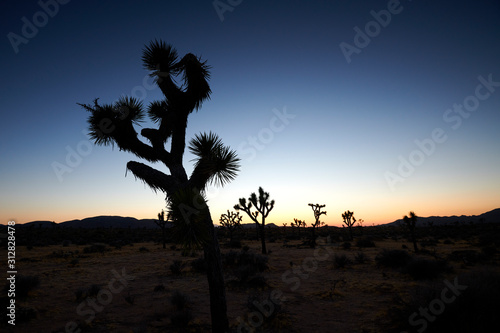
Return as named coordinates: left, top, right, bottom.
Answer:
left=384, top=208, right=500, bottom=227
left=19, top=216, right=161, bottom=229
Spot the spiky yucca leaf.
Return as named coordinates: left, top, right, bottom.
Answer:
left=114, top=96, right=145, bottom=124
left=142, top=40, right=179, bottom=78
left=177, top=53, right=212, bottom=110
left=167, top=188, right=211, bottom=250
left=147, top=100, right=168, bottom=123
left=189, top=132, right=240, bottom=188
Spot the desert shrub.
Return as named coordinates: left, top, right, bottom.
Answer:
left=62, top=240, right=72, bottom=247
left=245, top=292, right=290, bottom=331
left=356, top=237, right=375, bottom=248
left=342, top=241, right=351, bottom=250
left=170, top=260, right=186, bottom=276
left=401, top=258, right=451, bottom=280
left=443, top=239, right=454, bottom=245
left=224, top=250, right=269, bottom=287
left=170, top=291, right=192, bottom=328
left=69, top=258, right=79, bottom=267
left=83, top=243, right=107, bottom=254
left=391, top=268, right=500, bottom=332
left=139, top=246, right=149, bottom=252
left=242, top=245, right=250, bottom=252
left=5, top=275, right=40, bottom=299
left=375, top=249, right=412, bottom=268
left=87, top=284, right=101, bottom=297
left=354, top=252, right=369, bottom=264
left=447, top=250, right=483, bottom=265
left=190, top=257, right=207, bottom=273
left=334, top=254, right=352, bottom=269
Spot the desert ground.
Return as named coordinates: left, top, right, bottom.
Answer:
left=2, top=223, right=500, bottom=332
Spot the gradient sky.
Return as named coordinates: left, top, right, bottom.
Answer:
left=1, top=0, right=499, bottom=227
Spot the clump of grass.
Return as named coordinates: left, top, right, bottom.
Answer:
left=333, top=254, right=352, bottom=269
left=169, top=291, right=192, bottom=329
left=224, top=250, right=269, bottom=287
left=169, top=260, right=186, bottom=276
left=375, top=249, right=412, bottom=268
left=356, top=237, right=375, bottom=248
left=354, top=251, right=369, bottom=264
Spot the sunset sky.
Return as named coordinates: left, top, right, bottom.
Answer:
left=1, top=0, right=499, bottom=227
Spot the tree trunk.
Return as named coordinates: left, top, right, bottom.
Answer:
left=259, top=224, right=267, bottom=254
left=203, top=213, right=229, bottom=332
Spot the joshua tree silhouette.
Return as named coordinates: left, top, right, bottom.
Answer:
left=308, top=203, right=326, bottom=247
left=79, top=40, right=239, bottom=332
left=234, top=187, right=274, bottom=254
left=219, top=210, right=242, bottom=243
left=403, top=211, right=418, bottom=253
left=155, top=209, right=171, bottom=249
left=342, top=210, right=356, bottom=241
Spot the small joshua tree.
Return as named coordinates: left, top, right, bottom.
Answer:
left=308, top=203, right=326, bottom=247
left=234, top=187, right=274, bottom=254
left=219, top=210, right=242, bottom=243
left=291, top=218, right=306, bottom=238
left=155, top=209, right=171, bottom=249
left=342, top=210, right=356, bottom=241
left=403, top=211, right=418, bottom=253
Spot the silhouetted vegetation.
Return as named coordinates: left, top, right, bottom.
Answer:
left=403, top=211, right=419, bottom=252
left=234, top=187, right=275, bottom=254
left=375, top=249, right=412, bottom=268
left=342, top=210, right=356, bottom=241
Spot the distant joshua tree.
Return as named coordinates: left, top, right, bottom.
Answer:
left=308, top=203, right=326, bottom=247
left=155, top=209, right=171, bottom=249
left=403, top=211, right=418, bottom=253
left=291, top=218, right=306, bottom=237
left=234, top=187, right=274, bottom=254
left=79, top=40, right=239, bottom=332
left=219, top=210, right=242, bottom=242
left=342, top=210, right=356, bottom=241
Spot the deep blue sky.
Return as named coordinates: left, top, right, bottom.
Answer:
left=1, top=0, right=499, bottom=225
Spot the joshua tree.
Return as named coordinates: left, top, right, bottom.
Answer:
left=403, top=211, right=418, bottom=253
left=79, top=40, right=239, bottom=332
left=291, top=218, right=306, bottom=237
left=219, top=210, right=242, bottom=243
left=155, top=209, right=171, bottom=249
left=308, top=203, right=326, bottom=246
left=342, top=210, right=356, bottom=241
left=234, top=187, right=274, bottom=254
